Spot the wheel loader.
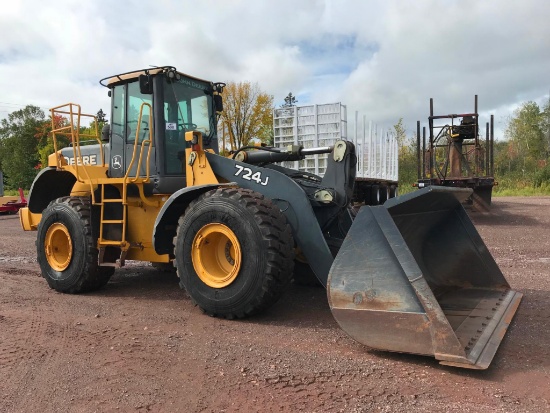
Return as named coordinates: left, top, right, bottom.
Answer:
left=19, top=66, right=522, bottom=369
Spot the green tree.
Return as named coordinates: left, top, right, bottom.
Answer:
left=96, top=108, right=107, bottom=123
left=398, top=138, right=418, bottom=192
left=87, top=108, right=108, bottom=136
left=0, top=105, right=45, bottom=189
left=390, top=118, right=416, bottom=192
left=281, top=92, right=298, bottom=108
left=393, top=118, right=406, bottom=146
left=218, top=82, right=274, bottom=151
left=505, top=102, right=546, bottom=162
left=500, top=101, right=549, bottom=188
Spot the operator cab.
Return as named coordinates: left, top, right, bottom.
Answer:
left=100, top=66, right=224, bottom=194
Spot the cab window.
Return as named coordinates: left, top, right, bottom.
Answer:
left=111, top=85, right=125, bottom=139
left=126, top=81, right=153, bottom=143
left=162, top=77, right=213, bottom=175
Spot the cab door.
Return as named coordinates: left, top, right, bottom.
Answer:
left=109, top=84, right=125, bottom=178
left=124, top=81, right=153, bottom=178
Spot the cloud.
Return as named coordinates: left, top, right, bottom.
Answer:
left=0, top=0, right=548, bottom=139
left=337, top=0, right=550, bottom=134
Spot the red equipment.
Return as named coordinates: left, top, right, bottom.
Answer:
left=0, top=188, right=27, bottom=214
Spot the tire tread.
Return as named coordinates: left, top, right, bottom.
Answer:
left=37, top=196, right=114, bottom=293
left=174, top=188, right=294, bottom=319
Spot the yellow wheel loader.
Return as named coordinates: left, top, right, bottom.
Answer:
left=20, top=66, right=521, bottom=369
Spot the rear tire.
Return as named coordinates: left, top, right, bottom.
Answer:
left=36, top=196, right=114, bottom=293
left=174, top=188, right=294, bottom=319
left=371, top=185, right=381, bottom=205
left=379, top=185, right=389, bottom=203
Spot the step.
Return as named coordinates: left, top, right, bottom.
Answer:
left=98, top=247, right=128, bottom=268
left=99, top=177, right=150, bottom=184
left=98, top=240, right=125, bottom=246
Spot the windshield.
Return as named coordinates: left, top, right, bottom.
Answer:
left=163, top=77, right=214, bottom=137
left=163, top=76, right=215, bottom=174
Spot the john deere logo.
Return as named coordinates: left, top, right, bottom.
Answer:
left=112, top=155, right=122, bottom=169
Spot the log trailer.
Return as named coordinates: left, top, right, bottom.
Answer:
left=415, top=95, right=495, bottom=211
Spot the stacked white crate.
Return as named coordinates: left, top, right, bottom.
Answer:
left=352, top=113, right=399, bottom=182
left=273, top=104, right=398, bottom=182
left=273, top=103, right=347, bottom=176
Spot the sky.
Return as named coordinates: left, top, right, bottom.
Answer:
left=0, top=0, right=549, bottom=140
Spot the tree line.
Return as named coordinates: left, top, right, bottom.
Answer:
left=0, top=106, right=107, bottom=190
left=0, top=82, right=272, bottom=190
left=1, top=85, right=549, bottom=194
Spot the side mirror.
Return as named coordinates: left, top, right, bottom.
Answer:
left=214, top=94, right=223, bottom=113
left=139, top=74, right=153, bottom=94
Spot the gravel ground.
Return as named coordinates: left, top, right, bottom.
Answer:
left=0, top=197, right=549, bottom=413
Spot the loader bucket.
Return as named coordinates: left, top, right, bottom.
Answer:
left=328, top=186, right=522, bottom=369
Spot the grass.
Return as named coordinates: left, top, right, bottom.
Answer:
left=493, top=179, right=550, bottom=196
left=3, top=183, right=550, bottom=198
left=493, top=186, right=550, bottom=197
left=0, top=189, right=27, bottom=197
left=398, top=178, right=550, bottom=197
left=397, top=183, right=417, bottom=195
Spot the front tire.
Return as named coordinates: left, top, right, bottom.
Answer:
left=174, top=188, right=294, bottom=319
left=36, top=196, right=114, bottom=293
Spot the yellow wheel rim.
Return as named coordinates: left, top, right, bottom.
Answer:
left=192, top=223, right=242, bottom=288
left=45, top=223, right=73, bottom=271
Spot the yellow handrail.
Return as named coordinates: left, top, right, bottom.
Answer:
left=125, top=102, right=153, bottom=184
left=50, top=103, right=105, bottom=169
left=49, top=102, right=157, bottom=208
left=123, top=102, right=156, bottom=206
left=49, top=103, right=106, bottom=204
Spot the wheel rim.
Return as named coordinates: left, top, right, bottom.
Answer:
left=45, top=223, right=73, bottom=271
left=192, top=223, right=242, bottom=288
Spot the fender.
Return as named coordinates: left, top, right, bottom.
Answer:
left=206, top=153, right=334, bottom=287
left=27, top=168, right=77, bottom=213
left=153, top=183, right=236, bottom=255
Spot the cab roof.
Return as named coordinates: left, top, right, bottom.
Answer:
left=99, top=66, right=212, bottom=87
